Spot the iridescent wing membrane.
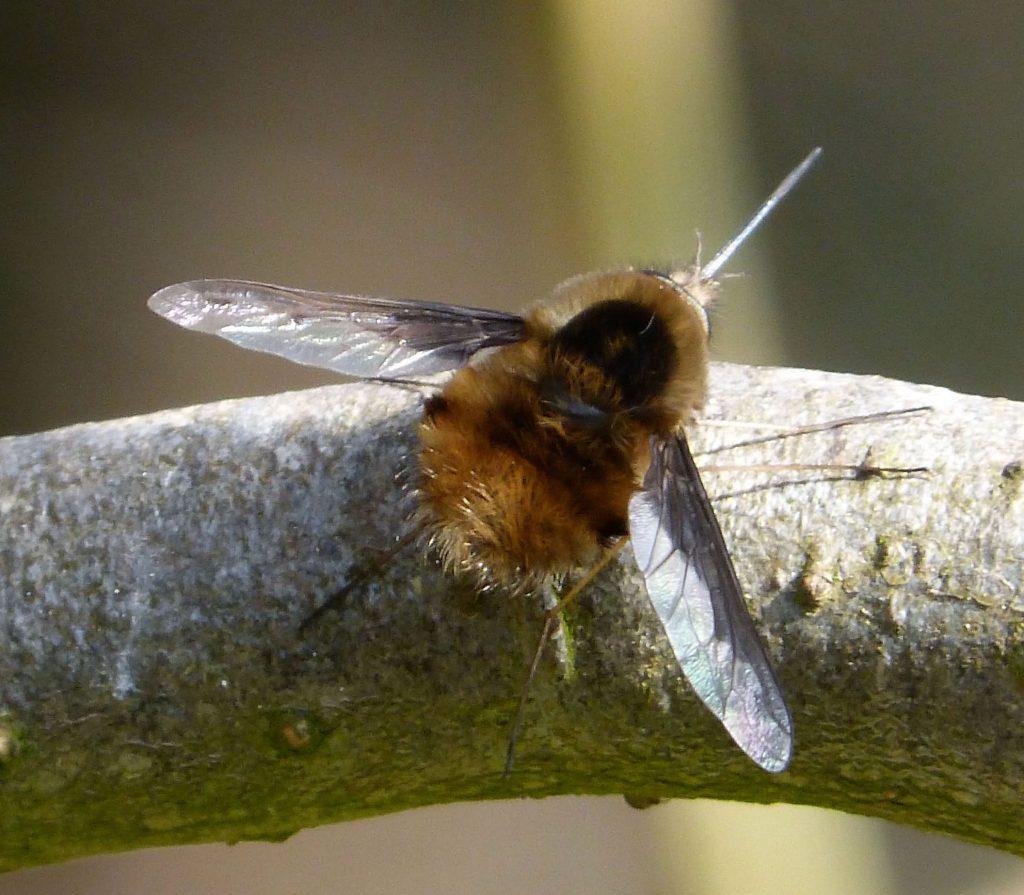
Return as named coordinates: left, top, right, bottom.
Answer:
left=628, top=434, right=793, bottom=772
left=148, top=279, right=527, bottom=378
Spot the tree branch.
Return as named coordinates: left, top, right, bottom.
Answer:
left=1, top=363, right=1022, bottom=870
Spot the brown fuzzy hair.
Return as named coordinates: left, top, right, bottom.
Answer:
left=417, top=270, right=711, bottom=590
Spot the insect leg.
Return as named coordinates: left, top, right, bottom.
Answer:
left=549, top=538, right=629, bottom=616
left=298, top=530, right=419, bottom=634
left=697, top=405, right=932, bottom=457
left=503, top=612, right=558, bottom=778
left=701, top=462, right=929, bottom=479
left=503, top=540, right=628, bottom=777
left=374, top=377, right=442, bottom=393
left=695, top=418, right=793, bottom=433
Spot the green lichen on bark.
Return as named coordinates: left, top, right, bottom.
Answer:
left=1, top=364, right=1023, bottom=871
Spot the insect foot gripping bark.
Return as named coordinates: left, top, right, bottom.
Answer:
left=148, top=147, right=823, bottom=773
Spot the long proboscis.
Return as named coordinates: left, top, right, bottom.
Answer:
left=699, top=146, right=823, bottom=281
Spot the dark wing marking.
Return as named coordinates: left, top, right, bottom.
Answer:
left=627, top=432, right=793, bottom=772
left=148, top=279, right=527, bottom=378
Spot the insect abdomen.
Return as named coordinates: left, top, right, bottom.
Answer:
left=417, top=356, right=636, bottom=588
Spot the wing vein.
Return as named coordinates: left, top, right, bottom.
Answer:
left=148, top=279, right=527, bottom=379
left=627, top=433, right=793, bottom=772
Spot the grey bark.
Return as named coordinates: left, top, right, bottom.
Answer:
left=1, top=362, right=1022, bottom=870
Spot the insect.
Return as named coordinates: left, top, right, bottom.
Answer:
left=149, top=148, right=822, bottom=774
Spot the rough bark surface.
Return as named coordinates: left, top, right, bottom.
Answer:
left=1, top=362, right=1022, bottom=870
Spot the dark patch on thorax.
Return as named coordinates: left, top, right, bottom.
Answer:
left=549, top=299, right=676, bottom=408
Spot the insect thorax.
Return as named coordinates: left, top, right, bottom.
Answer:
left=415, top=270, right=710, bottom=591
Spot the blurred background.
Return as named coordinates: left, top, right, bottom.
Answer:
left=2, top=2, right=1022, bottom=893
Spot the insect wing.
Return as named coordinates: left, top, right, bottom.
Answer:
left=148, top=279, right=527, bottom=378
left=627, top=433, right=793, bottom=772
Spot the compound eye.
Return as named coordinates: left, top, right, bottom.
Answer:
left=639, top=269, right=712, bottom=338
left=639, top=268, right=674, bottom=285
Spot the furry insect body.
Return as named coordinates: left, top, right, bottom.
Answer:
left=417, top=268, right=714, bottom=590
left=148, top=147, right=821, bottom=773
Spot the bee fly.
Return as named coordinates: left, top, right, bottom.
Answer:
left=149, top=148, right=823, bottom=773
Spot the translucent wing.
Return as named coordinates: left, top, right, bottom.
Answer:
left=628, top=433, right=793, bottom=772
left=148, top=279, right=527, bottom=378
